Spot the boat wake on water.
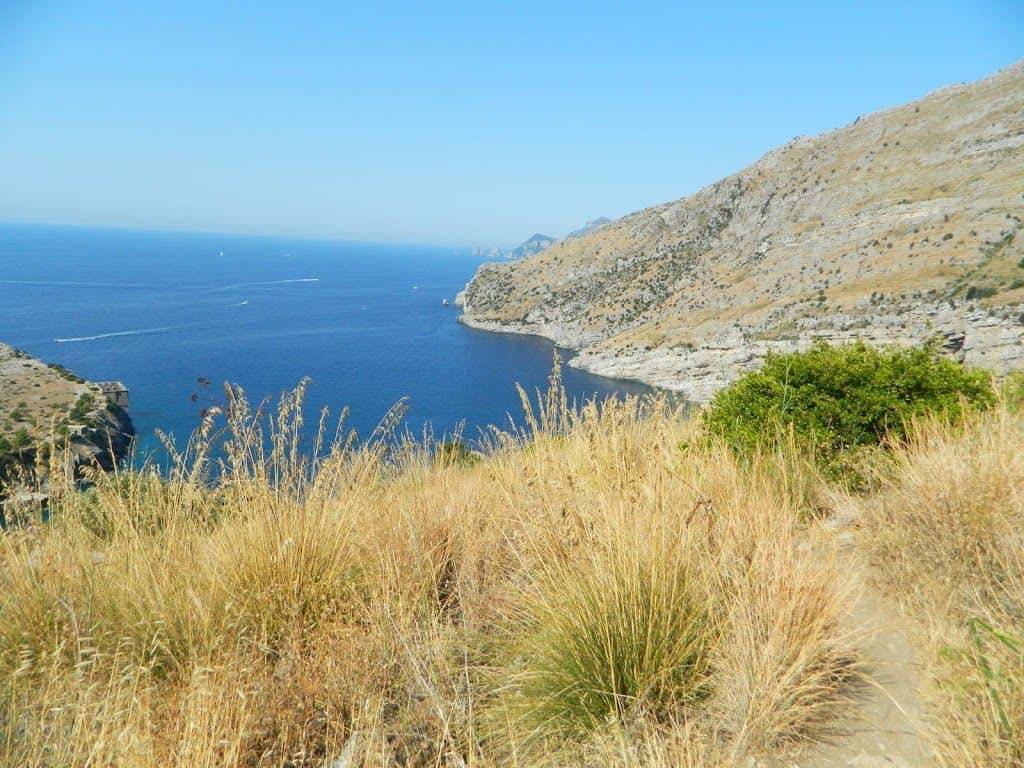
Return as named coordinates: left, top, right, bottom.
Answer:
left=217, top=278, right=320, bottom=291
left=55, top=326, right=179, bottom=343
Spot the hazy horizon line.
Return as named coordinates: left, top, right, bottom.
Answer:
left=0, top=218, right=510, bottom=253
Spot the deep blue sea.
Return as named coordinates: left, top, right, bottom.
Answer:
left=0, top=223, right=650, bottom=459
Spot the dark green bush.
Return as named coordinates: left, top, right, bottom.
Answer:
left=965, top=284, right=998, bottom=301
left=69, top=393, right=95, bottom=423
left=10, top=428, right=32, bottom=452
left=436, top=439, right=479, bottom=467
left=47, top=362, right=85, bottom=383
left=704, top=341, right=994, bottom=477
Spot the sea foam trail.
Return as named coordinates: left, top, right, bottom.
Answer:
left=55, top=326, right=177, bottom=343
left=217, top=278, right=320, bottom=291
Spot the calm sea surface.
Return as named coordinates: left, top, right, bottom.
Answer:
left=0, top=224, right=651, bottom=459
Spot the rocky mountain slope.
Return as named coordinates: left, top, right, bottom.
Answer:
left=460, top=61, right=1024, bottom=401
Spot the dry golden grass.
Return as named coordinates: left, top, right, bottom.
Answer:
left=859, top=407, right=1024, bottom=766
left=0, top=371, right=864, bottom=766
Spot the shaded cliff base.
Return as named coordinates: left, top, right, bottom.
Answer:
left=460, top=301, right=1024, bottom=402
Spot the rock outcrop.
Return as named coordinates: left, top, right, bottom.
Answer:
left=460, top=61, right=1024, bottom=401
left=0, top=343, right=135, bottom=498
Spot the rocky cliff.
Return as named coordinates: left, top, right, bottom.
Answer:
left=460, top=61, right=1024, bottom=401
left=0, top=343, right=135, bottom=490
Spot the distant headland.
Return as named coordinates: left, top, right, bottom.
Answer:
left=0, top=342, right=134, bottom=514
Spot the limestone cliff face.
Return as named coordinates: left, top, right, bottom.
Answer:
left=461, top=61, right=1024, bottom=401
left=71, top=402, right=134, bottom=473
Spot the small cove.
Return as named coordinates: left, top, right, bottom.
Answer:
left=0, top=223, right=655, bottom=462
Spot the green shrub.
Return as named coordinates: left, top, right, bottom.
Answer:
left=435, top=439, right=478, bottom=467
left=69, top=393, right=95, bottom=423
left=10, top=428, right=32, bottom=452
left=47, top=362, right=85, bottom=383
left=703, top=341, right=994, bottom=478
left=965, top=284, right=998, bottom=301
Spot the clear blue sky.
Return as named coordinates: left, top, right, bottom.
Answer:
left=1, top=2, right=1020, bottom=246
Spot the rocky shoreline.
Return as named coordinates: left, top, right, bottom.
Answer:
left=460, top=301, right=1024, bottom=402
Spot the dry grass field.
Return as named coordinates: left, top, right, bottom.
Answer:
left=0, top=368, right=1019, bottom=766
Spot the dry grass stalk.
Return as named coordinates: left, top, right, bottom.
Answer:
left=0, top=369, right=865, bottom=766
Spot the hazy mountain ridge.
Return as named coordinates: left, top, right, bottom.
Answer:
left=565, top=217, right=612, bottom=239
left=472, top=233, right=554, bottom=261
left=507, top=232, right=557, bottom=259
left=471, top=219, right=614, bottom=262
left=460, top=61, right=1024, bottom=400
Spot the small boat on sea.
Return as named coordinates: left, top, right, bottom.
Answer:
left=442, top=298, right=450, bottom=306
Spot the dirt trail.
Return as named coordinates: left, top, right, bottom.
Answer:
left=789, top=520, right=936, bottom=767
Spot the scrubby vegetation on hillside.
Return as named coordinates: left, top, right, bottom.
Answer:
left=0, top=350, right=1020, bottom=766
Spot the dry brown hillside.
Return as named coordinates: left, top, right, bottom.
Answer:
left=0, top=343, right=133, bottom=479
left=460, top=60, right=1024, bottom=400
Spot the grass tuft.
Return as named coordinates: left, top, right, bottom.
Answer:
left=499, top=533, right=713, bottom=742
left=860, top=407, right=1024, bottom=766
